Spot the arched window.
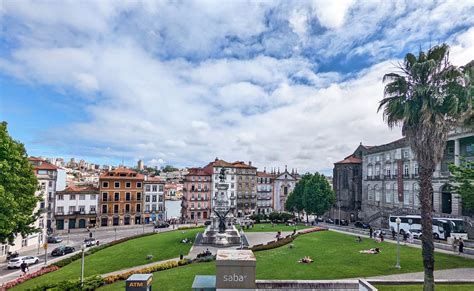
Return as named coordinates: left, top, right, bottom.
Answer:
left=367, top=185, right=373, bottom=201
left=385, top=184, right=392, bottom=203
left=403, top=183, right=411, bottom=205
left=393, top=183, right=398, bottom=203
left=374, top=185, right=380, bottom=202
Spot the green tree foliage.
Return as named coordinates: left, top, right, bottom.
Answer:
left=286, top=173, right=335, bottom=217
left=0, top=122, right=39, bottom=244
left=378, top=44, right=472, bottom=291
left=449, top=159, right=474, bottom=212
left=162, top=165, right=179, bottom=172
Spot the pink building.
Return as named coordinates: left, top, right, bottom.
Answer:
left=181, top=167, right=212, bottom=221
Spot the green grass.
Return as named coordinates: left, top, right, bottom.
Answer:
left=14, top=229, right=474, bottom=290
left=254, top=231, right=474, bottom=280
left=12, top=228, right=202, bottom=290
left=240, top=223, right=311, bottom=232
left=99, top=262, right=215, bottom=291
left=375, top=284, right=474, bottom=291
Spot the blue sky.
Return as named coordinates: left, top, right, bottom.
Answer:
left=1, top=0, right=473, bottom=174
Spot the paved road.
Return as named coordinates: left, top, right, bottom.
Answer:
left=0, top=225, right=179, bottom=285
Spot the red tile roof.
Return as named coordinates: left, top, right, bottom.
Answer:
left=58, top=185, right=99, bottom=194
left=257, top=171, right=275, bottom=177
left=28, top=157, right=59, bottom=171
left=100, top=167, right=144, bottom=179
left=186, top=167, right=212, bottom=176
left=206, top=159, right=235, bottom=168
left=335, top=155, right=362, bottom=164
left=145, top=176, right=164, bottom=183
left=232, top=161, right=256, bottom=169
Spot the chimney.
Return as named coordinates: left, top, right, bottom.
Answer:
left=285, top=165, right=287, bottom=172
left=249, top=161, right=252, bottom=166
left=264, top=167, right=266, bottom=173
left=215, top=157, right=218, bottom=161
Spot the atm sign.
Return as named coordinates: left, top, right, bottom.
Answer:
left=127, top=282, right=144, bottom=287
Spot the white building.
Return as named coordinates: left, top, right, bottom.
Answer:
left=273, top=167, right=299, bottom=212
left=257, top=170, right=274, bottom=214
left=54, top=185, right=99, bottom=231
left=144, top=176, right=166, bottom=223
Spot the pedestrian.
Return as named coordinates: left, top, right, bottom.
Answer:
left=20, top=261, right=28, bottom=276
left=380, top=233, right=384, bottom=242
left=392, top=229, right=396, bottom=240
left=452, top=237, right=459, bottom=253
left=459, top=238, right=464, bottom=255
left=369, top=227, right=373, bottom=238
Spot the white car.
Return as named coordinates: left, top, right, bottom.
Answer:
left=409, top=229, right=422, bottom=239
left=7, top=256, right=40, bottom=269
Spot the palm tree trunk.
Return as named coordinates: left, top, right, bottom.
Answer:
left=419, top=166, right=435, bottom=291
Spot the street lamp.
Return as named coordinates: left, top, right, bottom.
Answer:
left=337, top=200, right=341, bottom=226
left=395, top=217, right=401, bottom=269
left=80, top=243, right=86, bottom=286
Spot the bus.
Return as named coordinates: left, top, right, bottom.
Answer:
left=389, top=215, right=468, bottom=240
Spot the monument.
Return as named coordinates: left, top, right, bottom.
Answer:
left=201, top=168, right=241, bottom=246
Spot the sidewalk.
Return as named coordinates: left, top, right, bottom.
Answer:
left=366, top=267, right=474, bottom=281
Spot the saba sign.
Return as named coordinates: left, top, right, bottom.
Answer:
left=216, top=250, right=256, bottom=289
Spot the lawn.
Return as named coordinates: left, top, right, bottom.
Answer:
left=12, top=228, right=202, bottom=290
left=99, top=261, right=215, bottom=291
left=375, top=284, right=474, bottom=291
left=240, top=223, right=311, bottom=232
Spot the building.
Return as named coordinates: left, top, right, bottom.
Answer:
left=332, top=144, right=369, bottom=222
left=273, top=166, right=299, bottom=212
left=54, top=185, right=99, bottom=231
left=138, top=160, right=144, bottom=171
left=233, top=161, right=257, bottom=217
left=99, top=167, right=144, bottom=227
left=182, top=167, right=212, bottom=221
left=333, top=128, right=473, bottom=227
left=144, top=176, right=166, bottom=224
left=257, top=169, right=274, bottom=215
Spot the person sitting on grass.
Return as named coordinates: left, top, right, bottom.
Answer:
left=356, top=236, right=362, bottom=243
left=298, top=256, right=314, bottom=263
left=359, top=248, right=380, bottom=254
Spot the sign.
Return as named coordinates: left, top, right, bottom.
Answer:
left=397, top=160, right=404, bottom=203
left=216, top=250, right=256, bottom=289
left=43, top=243, right=48, bottom=250
left=408, top=219, right=413, bottom=225
left=126, top=274, right=153, bottom=291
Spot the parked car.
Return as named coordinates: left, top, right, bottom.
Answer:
left=47, top=236, right=63, bottom=243
left=154, top=222, right=170, bottom=229
left=8, top=256, right=39, bottom=269
left=84, top=238, right=99, bottom=247
left=325, top=218, right=334, bottom=224
left=204, top=220, right=212, bottom=226
left=409, top=229, right=422, bottom=239
left=354, top=221, right=370, bottom=229
left=51, top=246, right=75, bottom=256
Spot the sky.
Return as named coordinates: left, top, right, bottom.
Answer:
left=1, top=0, right=473, bottom=175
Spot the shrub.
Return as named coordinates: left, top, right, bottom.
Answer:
left=29, top=275, right=104, bottom=291
left=177, top=225, right=204, bottom=230
left=268, top=212, right=294, bottom=223
left=1, top=265, right=60, bottom=289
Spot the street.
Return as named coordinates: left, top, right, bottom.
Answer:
left=0, top=225, right=174, bottom=285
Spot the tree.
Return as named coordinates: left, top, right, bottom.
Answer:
left=0, top=122, right=40, bottom=244
left=162, top=165, right=178, bottom=172
left=449, top=159, right=474, bottom=213
left=378, top=44, right=472, bottom=290
left=285, top=174, right=308, bottom=217
left=302, top=173, right=335, bottom=217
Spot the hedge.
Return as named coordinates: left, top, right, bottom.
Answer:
left=1, top=265, right=60, bottom=289
left=177, top=225, right=204, bottom=230
left=28, top=275, right=104, bottom=291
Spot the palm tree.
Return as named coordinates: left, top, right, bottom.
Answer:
left=378, top=44, right=472, bottom=291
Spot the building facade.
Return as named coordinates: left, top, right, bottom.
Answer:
left=99, top=168, right=144, bottom=227
left=233, top=161, right=257, bottom=217
left=144, top=176, right=166, bottom=223
left=273, top=167, right=299, bottom=212
left=54, top=186, right=99, bottom=230
left=182, top=167, right=212, bottom=221
left=257, top=170, right=274, bottom=214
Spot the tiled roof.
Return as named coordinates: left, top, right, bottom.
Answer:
left=257, top=171, right=275, bottom=177
left=28, top=157, right=59, bottom=171
left=145, top=176, right=164, bottom=183
left=186, top=167, right=212, bottom=176
left=206, top=159, right=235, bottom=168
left=99, top=167, right=144, bottom=179
left=58, top=185, right=99, bottom=194
left=232, top=161, right=256, bottom=169
left=335, top=155, right=362, bottom=164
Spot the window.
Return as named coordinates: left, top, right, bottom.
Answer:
left=102, top=204, right=107, bottom=214
left=102, top=192, right=108, bottom=201
left=136, top=204, right=141, bottom=213
left=403, top=184, right=410, bottom=205
left=403, top=150, right=409, bottom=158
left=79, top=194, right=85, bottom=200
left=159, top=195, right=163, bottom=202
left=137, top=182, right=142, bottom=188
left=114, top=182, right=120, bottom=188
left=375, top=155, right=380, bottom=162
left=114, top=204, right=119, bottom=213
left=385, top=184, right=392, bottom=203
left=145, top=185, right=151, bottom=191
left=367, top=185, right=373, bottom=201
left=414, top=162, right=419, bottom=176
left=385, top=165, right=391, bottom=176
left=125, top=192, right=131, bottom=201
left=374, top=185, right=380, bottom=202
left=21, top=238, right=28, bottom=247
left=404, top=164, right=409, bottom=176
left=152, top=195, right=157, bottom=202
left=126, top=182, right=131, bottom=188
left=145, top=195, right=150, bottom=202
left=102, top=181, right=109, bottom=188
left=70, top=194, right=76, bottom=200
left=159, top=185, right=164, bottom=191
left=69, top=206, right=75, bottom=213
left=57, top=206, right=64, bottom=213
left=48, top=181, right=53, bottom=187
left=466, top=144, right=474, bottom=153
left=114, top=192, right=120, bottom=201
left=57, top=194, right=64, bottom=200
left=137, top=192, right=141, bottom=201
left=367, top=166, right=373, bottom=177
left=145, top=205, right=150, bottom=212
left=79, top=206, right=85, bottom=213
left=152, top=185, right=157, bottom=192
left=385, top=153, right=391, bottom=161
left=152, top=205, right=156, bottom=212
left=90, top=206, right=96, bottom=213
left=90, top=194, right=96, bottom=200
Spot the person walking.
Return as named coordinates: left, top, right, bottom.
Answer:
left=20, top=261, right=28, bottom=277
left=369, top=227, right=373, bottom=238
left=459, top=238, right=464, bottom=255
left=392, top=229, right=396, bottom=240
left=452, top=237, right=459, bottom=253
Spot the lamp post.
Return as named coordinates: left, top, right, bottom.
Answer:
left=395, top=217, right=401, bottom=269
left=337, top=200, right=341, bottom=226
left=80, top=243, right=85, bottom=286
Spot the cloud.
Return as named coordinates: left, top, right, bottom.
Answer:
left=1, top=0, right=473, bottom=174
